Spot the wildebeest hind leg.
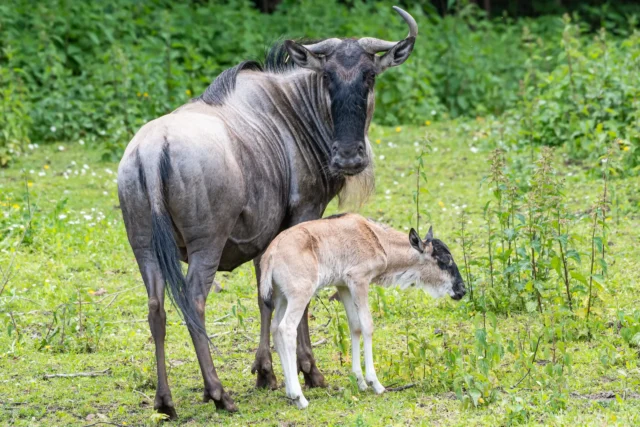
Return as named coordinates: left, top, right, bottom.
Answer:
left=186, top=251, right=238, bottom=412
left=252, top=257, right=279, bottom=389
left=297, top=304, right=327, bottom=388
left=140, top=259, right=177, bottom=419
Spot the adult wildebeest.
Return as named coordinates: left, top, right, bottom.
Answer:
left=117, top=6, right=417, bottom=418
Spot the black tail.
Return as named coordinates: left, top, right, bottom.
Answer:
left=145, top=144, right=209, bottom=341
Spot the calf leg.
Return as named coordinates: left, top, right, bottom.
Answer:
left=140, top=261, right=177, bottom=419
left=273, top=291, right=310, bottom=409
left=352, top=283, right=385, bottom=394
left=186, top=252, right=237, bottom=412
left=296, top=305, right=327, bottom=388
left=337, top=287, right=366, bottom=391
left=251, top=257, right=278, bottom=389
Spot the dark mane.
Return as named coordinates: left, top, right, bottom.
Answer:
left=263, top=39, right=315, bottom=74
left=197, top=60, right=262, bottom=106
left=198, top=39, right=330, bottom=106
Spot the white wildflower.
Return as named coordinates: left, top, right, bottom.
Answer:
left=50, top=126, right=57, bottom=133
left=58, top=145, right=65, bottom=151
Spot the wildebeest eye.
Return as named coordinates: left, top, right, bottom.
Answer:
left=363, top=71, right=376, bottom=86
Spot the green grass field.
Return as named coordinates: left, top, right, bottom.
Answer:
left=1, top=122, right=639, bottom=426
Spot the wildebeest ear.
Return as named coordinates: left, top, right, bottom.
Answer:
left=424, top=225, right=433, bottom=242
left=409, top=228, right=424, bottom=253
left=376, top=37, right=415, bottom=73
left=284, top=40, right=323, bottom=72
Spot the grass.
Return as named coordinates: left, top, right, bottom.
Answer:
left=1, top=121, right=640, bottom=426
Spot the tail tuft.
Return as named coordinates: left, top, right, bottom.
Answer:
left=151, top=212, right=208, bottom=340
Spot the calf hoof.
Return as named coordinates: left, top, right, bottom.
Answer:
left=204, top=386, right=238, bottom=412
left=356, top=376, right=368, bottom=391
left=292, top=394, right=309, bottom=410
left=154, top=393, right=178, bottom=420
left=368, top=380, right=386, bottom=395
left=251, top=349, right=278, bottom=390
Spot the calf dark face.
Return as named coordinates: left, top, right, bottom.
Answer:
left=410, top=226, right=466, bottom=301
left=283, top=6, right=417, bottom=177
left=432, top=239, right=466, bottom=300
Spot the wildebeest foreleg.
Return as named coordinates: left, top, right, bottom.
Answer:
left=296, top=305, right=327, bottom=388
left=186, top=252, right=238, bottom=412
left=142, top=262, right=177, bottom=419
left=252, top=257, right=279, bottom=389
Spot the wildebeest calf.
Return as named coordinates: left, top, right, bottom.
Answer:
left=260, top=213, right=466, bottom=408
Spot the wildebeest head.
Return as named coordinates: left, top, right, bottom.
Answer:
left=284, top=6, right=417, bottom=176
left=408, top=226, right=467, bottom=301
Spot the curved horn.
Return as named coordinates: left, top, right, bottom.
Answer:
left=358, top=6, right=418, bottom=54
left=302, top=38, right=342, bottom=55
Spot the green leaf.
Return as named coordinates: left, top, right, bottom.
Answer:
left=570, top=271, right=588, bottom=284
left=551, top=256, right=562, bottom=275
left=469, top=388, right=481, bottom=407
left=566, top=249, right=581, bottom=264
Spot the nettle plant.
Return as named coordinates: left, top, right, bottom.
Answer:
left=512, top=14, right=640, bottom=172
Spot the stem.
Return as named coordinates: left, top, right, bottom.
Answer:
left=461, top=215, right=473, bottom=302
left=601, top=161, right=608, bottom=276
left=487, top=212, right=494, bottom=287
left=78, top=288, right=83, bottom=334
left=416, top=162, right=420, bottom=235
left=9, top=311, right=20, bottom=339
left=60, top=306, right=66, bottom=347
left=556, top=207, right=572, bottom=311
left=586, top=210, right=597, bottom=322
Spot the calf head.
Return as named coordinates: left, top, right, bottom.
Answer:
left=409, top=226, right=466, bottom=300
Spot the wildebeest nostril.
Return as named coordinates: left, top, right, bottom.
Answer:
left=357, top=143, right=365, bottom=154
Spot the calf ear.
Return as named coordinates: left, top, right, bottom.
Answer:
left=284, top=40, right=323, bottom=72
left=376, top=37, right=415, bottom=73
left=409, top=228, right=424, bottom=253
left=424, top=225, right=433, bottom=242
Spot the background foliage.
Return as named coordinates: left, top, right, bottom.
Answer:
left=1, top=0, right=639, bottom=166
